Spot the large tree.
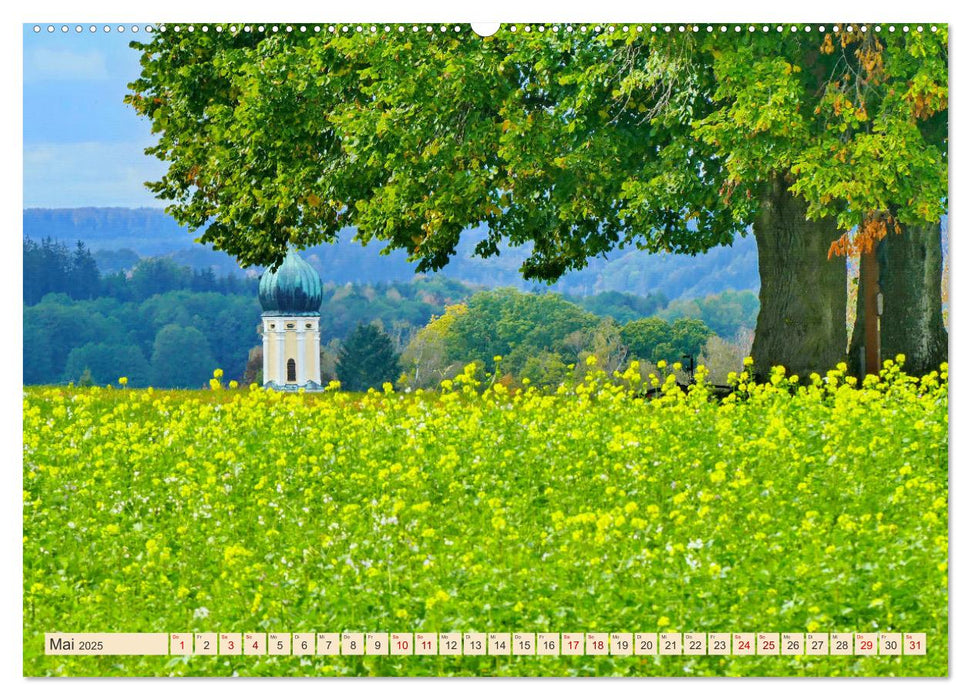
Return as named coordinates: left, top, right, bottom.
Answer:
left=336, top=322, right=401, bottom=391
left=150, top=324, right=216, bottom=388
left=127, top=24, right=946, bottom=378
left=789, top=28, right=948, bottom=377
left=63, top=343, right=151, bottom=387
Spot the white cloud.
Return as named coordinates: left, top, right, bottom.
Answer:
left=25, top=47, right=109, bottom=82
left=23, top=141, right=169, bottom=208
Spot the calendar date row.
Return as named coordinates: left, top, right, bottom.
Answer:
left=46, top=632, right=926, bottom=657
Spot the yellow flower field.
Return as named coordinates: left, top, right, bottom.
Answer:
left=22, top=361, right=948, bottom=676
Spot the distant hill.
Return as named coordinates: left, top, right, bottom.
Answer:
left=23, top=208, right=195, bottom=256
left=23, top=207, right=760, bottom=300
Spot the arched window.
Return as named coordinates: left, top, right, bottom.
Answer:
left=287, top=358, right=296, bottom=382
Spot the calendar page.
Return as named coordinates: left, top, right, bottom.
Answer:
left=21, top=16, right=948, bottom=678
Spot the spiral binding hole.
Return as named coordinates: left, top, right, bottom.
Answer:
left=29, top=23, right=936, bottom=36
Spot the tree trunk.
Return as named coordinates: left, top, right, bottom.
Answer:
left=878, top=220, right=948, bottom=376
left=847, top=248, right=881, bottom=378
left=848, top=259, right=866, bottom=379
left=750, top=173, right=847, bottom=381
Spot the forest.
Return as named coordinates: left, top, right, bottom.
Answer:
left=23, top=235, right=757, bottom=388
left=23, top=207, right=761, bottom=299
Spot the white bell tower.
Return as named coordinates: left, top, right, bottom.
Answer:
left=258, top=247, right=324, bottom=391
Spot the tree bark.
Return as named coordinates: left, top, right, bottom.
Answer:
left=847, top=248, right=881, bottom=378
left=750, top=173, right=847, bottom=381
left=877, top=220, right=948, bottom=376
left=848, top=260, right=866, bottom=379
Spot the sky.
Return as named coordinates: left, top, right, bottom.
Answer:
left=22, top=24, right=166, bottom=208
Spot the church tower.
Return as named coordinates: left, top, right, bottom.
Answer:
left=258, top=247, right=324, bottom=391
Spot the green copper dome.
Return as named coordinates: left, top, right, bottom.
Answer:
left=259, top=247, right=323, bottom=316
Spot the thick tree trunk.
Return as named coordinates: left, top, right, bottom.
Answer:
left=878, top=221, right=948, bottom=376
left=751, top=173, right=847, bottom=381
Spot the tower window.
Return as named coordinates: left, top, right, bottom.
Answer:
left=287, top=358, right=296, bottom=382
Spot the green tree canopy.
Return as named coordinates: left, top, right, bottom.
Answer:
left=150, top=324, right=216, bottom=388
left=445, top=288, right=600, bottom=375
left=337, top=322, right=401, bottom=392
left=127, top=25, right=946, bottom=377
left=660, top=290, right=759, bottom=340
left=63, top=343, right=151, bottom=387
left=620, top=317, right=670, bottom=363
left=126, top=26, right=738, bottom=274
left=621, top=316, right=713, bottom=365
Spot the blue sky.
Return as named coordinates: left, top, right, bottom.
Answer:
left=22, top=24, right=166, bottom=208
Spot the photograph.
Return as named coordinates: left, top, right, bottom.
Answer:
left=21, top=19, right=948, bottom=677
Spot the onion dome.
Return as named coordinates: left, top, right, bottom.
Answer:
left=258, top=247, right=323, bottom=315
